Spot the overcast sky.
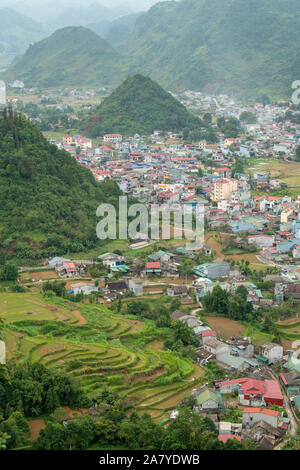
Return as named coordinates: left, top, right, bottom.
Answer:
left=0, top=0, right=163, bottom=13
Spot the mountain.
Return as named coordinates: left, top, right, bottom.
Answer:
left=2, top=27, right=125, bottom=88
left=0, top=8, right=47, bottom=56
left=49, top=2, right=116, bottom=30
left=84, top=74, right=208, bottom=137
left=125, top=0, right=300, bottom=99
left=0, top=108, right=121, bottom=262
left=88, top=12, right=141, bottom=48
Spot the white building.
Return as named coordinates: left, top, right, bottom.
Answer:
left=0, top=81, right=6, bottom=106
left=260, top=343, right=283, bottom=364
left=242, top=408, right=280, bottom=429
left=203, top=339, right=231, bottom=356
left=0, top=340, right=6, bottom=364
left=248, top=235, right=275, bottom=248
left=103, top=134, right=122, bottom=143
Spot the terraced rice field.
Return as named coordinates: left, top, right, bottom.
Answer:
left=2, top=292, right=204, bottom=420
left=276, top=321, right=300, bottom=350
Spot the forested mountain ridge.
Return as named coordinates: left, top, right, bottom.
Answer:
left=84, top=74, right=216, bottom=139
left=2, top=27, right=126, bottom=88
left=124, top=0, right=300, bottom=99
left=0, top=109, right=121, bottom=263
left=0, top=7, right=47, bottom=56
left=3, top=0, right=300, bottom=98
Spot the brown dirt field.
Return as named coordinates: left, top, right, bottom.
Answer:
left=21, top=270, right=58, bottom=281
left=281, top=339, right=294, bottom=350
left=204, top=316, right=247, bottom=340
left=29, top=419, right=46, bottom=440
left=205, top=232, right=263, bottom=264
left=72, top=310, right=87, bottom=325
left=38, top=345, right=63, bottom=355
left=62, top=407, right=88, bottom=418
left=146, top=340, right=164, bottom=351
left=65, top=280, right=95, bottom=290
left=143, top=288, right=164, bottom=294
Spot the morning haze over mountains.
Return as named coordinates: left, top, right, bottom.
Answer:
left=1, top=0, right=300, bottom=98
left=0, top=0, right=299, bottom=99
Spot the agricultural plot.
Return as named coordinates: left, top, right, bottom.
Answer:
left=20, top=270, right=58, bottom=281
left=205, top=232, right=263, bottom=265
left=276, top=321, right=300, bottom=350
left=2, top=292, right=204, bottom=420
left=248, top=159, right=300, bottom=187
left=204, top=316, right=247, bottom=340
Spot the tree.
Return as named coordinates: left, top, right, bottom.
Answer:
left=239, top=111, right=257, bottom=124
left=161, top=410, right=218, bottom=450
left=179, top=259, right=194, bottom=283
left=34, top=422, right=66, bottom=450
left=119, top=413, right=165, bottom=450
left=0, top=264, right=18, bottom=282
left=0, top=411, right=30, bottom=449
left=0, top=432, right=10, bottom=450
left=51, top=407, right=68, bottom=424
left=65, top=416, right=95, bottom=450
left=202, top=285, right=229, bottom=315
left=170, top=298, right=181, bottom=312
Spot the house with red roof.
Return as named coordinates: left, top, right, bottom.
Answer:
left=216, top=377, right=283, bottom=406
left=201, top=329, right=217, bottom=344
left=146, top=262, right=161, bottom=275
left=218, top=434, right=242, bottom=444
left=242, top=408, right=281, bottom=429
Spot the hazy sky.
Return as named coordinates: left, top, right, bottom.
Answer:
left=0, top=0, right=162, bottom=13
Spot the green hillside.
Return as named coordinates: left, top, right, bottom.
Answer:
left=0, top=8, right=46, bottom=56
left=2, top=26, right=126, bottom=88
left=0, top=108, right=121, bottom=263
left=3, top=0, right=300, bottom=98
left=84, top=74, right=211, bottom=137
left=88, top=13, right=142, bottom=48
left=125, top=0, right=300, bottom=99
left=2, top=292, right=204, bottom=422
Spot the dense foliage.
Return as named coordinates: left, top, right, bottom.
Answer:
left=84, top=74, right=213, bottom=137
left=202, top=285, right=255, bottom=322
left=3, top=0, right=300, bottom=99
left=0, top=361, right=86, bottom=449
left=33, top=390, right=254, bottom=450
left=0, top=109, right=121, bottom=262
left=0, top=362, right=85, bottom=419
left=2, top=26, right=125, bottom=88
left=124, top=0, right=300, bottom=99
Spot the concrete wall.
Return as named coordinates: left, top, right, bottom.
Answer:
left=242, top=413, right=278, bottom=429
left=0, top=341, right=6, bottom=365
left=202, top=400, right=218, bottom=411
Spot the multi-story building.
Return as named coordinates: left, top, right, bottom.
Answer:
left=212, top=179, right=238, bottom=202
left=103, top=134, right=122, bottom=143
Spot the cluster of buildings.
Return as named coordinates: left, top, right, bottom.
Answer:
left=39, top=92, right=300, bottom=448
